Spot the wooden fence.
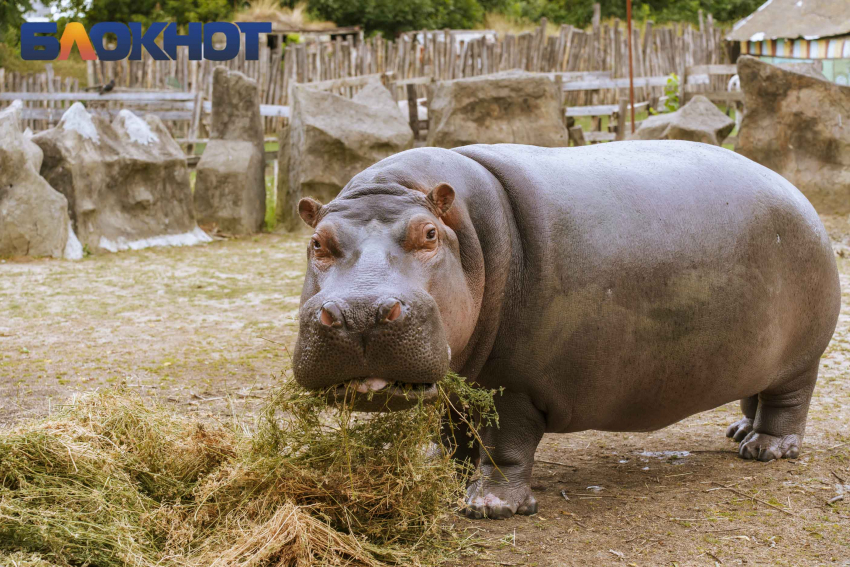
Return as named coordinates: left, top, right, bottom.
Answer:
left=0, top=13, right=729, bottom=137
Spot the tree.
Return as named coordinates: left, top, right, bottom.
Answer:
left=47, top=0, right=233, bottom=28
left=492, top=0, right=763, bottom=27
left=1, top=0, right=34, bottom=44
left=308, top=0, right=485, bottom=36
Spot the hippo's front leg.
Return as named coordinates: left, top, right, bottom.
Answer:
left=464, top=391, right=544, bottom=519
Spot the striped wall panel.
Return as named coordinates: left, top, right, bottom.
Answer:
left=740, top=35, right=850, bottom=59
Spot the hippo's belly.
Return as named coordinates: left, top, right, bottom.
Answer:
left=456, top=142, right=840, bottom=434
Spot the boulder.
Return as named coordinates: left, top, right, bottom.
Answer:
left=426, top=70, right=569, bottom=148
left=194, top=68, right=266, bottom=234
left=276, top=81, right=413, bottom=229
left=194, top=140, right=266, bottom=233
left=632, top=95, right=734, bottom=146
left=0, top=100, right=44, bottom=171
left=34, top=104, right=207, bottom=253
left=0, top=101, right=70, bottom=258
left=736, top=56, right=850, bottom=214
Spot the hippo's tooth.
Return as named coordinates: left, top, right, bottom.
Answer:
left=363, top=377, right=390, bottom=391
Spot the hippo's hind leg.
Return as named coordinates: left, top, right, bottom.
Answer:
left=725, top=395, right=757, bottom=442
left=464, top=391, right=544, bottom=519
left=737, top=363, right=818, bottom=462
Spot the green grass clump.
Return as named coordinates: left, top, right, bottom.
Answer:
left=0, top=373, right=498, bottom=566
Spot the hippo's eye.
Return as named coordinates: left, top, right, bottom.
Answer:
left=311, top=238, right=322, bottom=250
left=425, top=227, right=437, bottom=241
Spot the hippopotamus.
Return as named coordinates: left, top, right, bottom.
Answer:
left=292, top=141, right=840, bottom=519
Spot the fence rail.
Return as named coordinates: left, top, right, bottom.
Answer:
left=1, top=12, right=729, bottom=136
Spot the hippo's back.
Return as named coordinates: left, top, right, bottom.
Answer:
left=454, top=141, right=839, bottom=433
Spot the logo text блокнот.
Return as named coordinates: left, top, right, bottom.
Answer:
left=20, top=22, right=272, bottom=61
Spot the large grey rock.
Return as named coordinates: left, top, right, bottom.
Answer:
left=194, top=140, right=265, bottom=234
left=276, top=81, right=413, bottom=229
left=427, top=70, right=569, bottom=148
left=0, top=102, right=69, bottom=258
left=737, top=56, right=850, bottom=214
left=632, top=95, right=734, bottom=146
left=194, top=67, right=266, bottom=234
left=778, top=61, right=826, bottom=80
left=34, top=104, right=205, bottom=253
left=0, top=100, right=44, bottom=171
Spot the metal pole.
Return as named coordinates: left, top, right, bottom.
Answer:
left=626, top=0, right=635, bottom=134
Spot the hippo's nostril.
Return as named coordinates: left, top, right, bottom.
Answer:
left=377, top=299, right=403, bottom=324
left=320, top=302, right=344, bottom=328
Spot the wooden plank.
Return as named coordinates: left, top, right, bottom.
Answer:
left=301, top=72, right=392, bottom=91
left=201, top=101, right=290, bottom=118
left=682, top=91, right=744, bottom=103
left=0, top=91, right=197, bottom=102
left=562, top=76, right=669, bottom=91
left=585, top=131, right=616, bottom=142
left=19, top=107, right=194, bottom=121
left=539, top=70, right=612, bottom=81
left=687, top=64, right=736, bottom=76
left=393, top=75, right=437, bottom=87
left=566, top=100, right=648, bottom=116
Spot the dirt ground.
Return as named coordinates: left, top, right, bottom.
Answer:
left=2, top=217, right=850, bottom=566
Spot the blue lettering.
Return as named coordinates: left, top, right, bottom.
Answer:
left=129, top=22, right=168, bottom=61
left=236, top=22, right=272, bottom=60
left=20, top=22, right=60, bottom=61
left=163, top=22, right=202, bottom=61
left=204, top=22, right=240, bottom=61
left=90, top=22, right=132, bottom=61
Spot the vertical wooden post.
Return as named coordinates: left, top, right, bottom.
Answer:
left=616, top=97, right=628, bottom=141
left=626, top=0, right=635, bottom=133
left=45, top=64, right=55, bottom=126
left=554, top=74, right=565, bottom=125
left=86, top=60, right=95, bottom=88
left=406, top=83, right=419, bottom=141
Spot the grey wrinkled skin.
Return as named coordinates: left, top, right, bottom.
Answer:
left=292, top=141, right=841, bottom=520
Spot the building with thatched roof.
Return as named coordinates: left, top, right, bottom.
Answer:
left=726, top=0, right=850, bottom=84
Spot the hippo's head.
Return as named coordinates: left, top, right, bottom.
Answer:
left=292, top=181, right=479, bottom=411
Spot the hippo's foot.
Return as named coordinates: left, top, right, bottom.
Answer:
left=464, top=477, right=537, bottom=519
left=738, top=431, right=801, bottom=462
left=725, top=417, right=754, bottom=442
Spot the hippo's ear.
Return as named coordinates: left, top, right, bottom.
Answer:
left=427, top=183, right=455, bottom=217
left=298, top=197, right=323, bottom=228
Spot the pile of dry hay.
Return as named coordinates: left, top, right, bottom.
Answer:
left=0, top=374, right=497, bottom=567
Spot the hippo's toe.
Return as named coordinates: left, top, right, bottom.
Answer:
left=725, top=417, right=754, bottom=442
left=738, top=432, right=801, bottom=462
left=464, top=480, right=537, bottom=519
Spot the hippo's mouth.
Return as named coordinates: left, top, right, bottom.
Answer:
left=326, top=377, right=440, bottom=412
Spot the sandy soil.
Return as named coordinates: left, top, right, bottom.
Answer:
left=2, top=218, right=850, bottom=566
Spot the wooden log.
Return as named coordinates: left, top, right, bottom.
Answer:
left=585, top=130, right=616, bottom=142
left=616, top=97, right=628, bottom=141
left=406, top=83, right=420, bottom=141
left=568, top=126, right=586, bottom=146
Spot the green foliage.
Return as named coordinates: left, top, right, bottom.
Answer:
left=47, top=0, right=233, bottom=28
left=308, top=0, right=484, bottom=36
left=649, top=72, right=679, bottom=114
left=158, top=0, right=234, bottom=26
left=492, top=0, right=763, bottom=27
left=663, top=72, right=679, bottom=112
left=0, top=0, right=32, bottom=46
